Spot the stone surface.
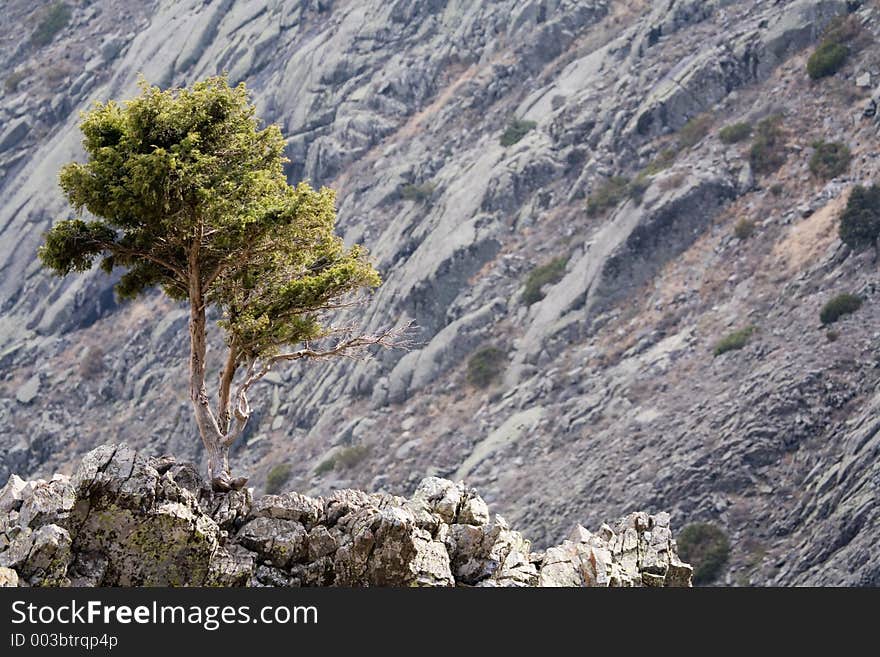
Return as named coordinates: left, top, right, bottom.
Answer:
left=0, top=446, right=691, bottom=587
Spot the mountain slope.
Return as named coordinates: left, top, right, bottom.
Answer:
left=2, top=0, right=879, bottom=585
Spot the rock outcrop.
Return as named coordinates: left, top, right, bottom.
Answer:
left=0, top=445, right=691, bottom=587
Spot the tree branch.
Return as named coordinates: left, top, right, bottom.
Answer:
left=218, top=322, right=414, bottom=448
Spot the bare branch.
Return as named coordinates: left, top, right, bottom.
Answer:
left=218, top=321, right=415, bottom=448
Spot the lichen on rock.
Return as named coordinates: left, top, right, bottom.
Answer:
left=0, top=445, right=692, bottom=587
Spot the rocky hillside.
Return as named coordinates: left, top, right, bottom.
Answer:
left=0, top=445, right=692, bottom=586
left=2, top=0, right=880, bottom=586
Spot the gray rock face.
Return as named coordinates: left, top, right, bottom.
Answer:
left=0, top=446, right=692, bottom=587
left=0, top=117, right=30, bottom=152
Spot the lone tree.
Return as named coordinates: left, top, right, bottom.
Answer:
left=839, top=184, right=880, bottom=260
left=40, top=76, right=405, bottom=490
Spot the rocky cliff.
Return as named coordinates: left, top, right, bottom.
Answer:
left=2, top=0, right=880, bottom=586
left=0, top=445, right=692, bottom=587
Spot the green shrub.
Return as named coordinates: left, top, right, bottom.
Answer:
left=627, top=176, right=651, bottom=205
left=839, top=184, right=880, bottom=252
left=734, top=218, right=756, bottom=240
left=400, top=182, right=436, bottom=203
left=770, top=183, right=785, bottom=197
left=809, top=141, right=850, bottom=179
left=807, top=41, right=848, bottom=79
left=30, top=2, right=72, bottom=47
left=644, top=148, right=677, bottom=175
left=265, top=463, right=292, bottom=494
left=826, top=329, right=839, bottom=342
left=522, top=257, right=567, bottom=306
left=677, top=114, right=713, bottom=149
left=713, top=326, right=755, bottom=356
left=677, top=522, right=730, bottom=585
left=4, top=70, right=27, bottom=94
left=500, top=119, right=537, bottom=147
left=719, top=122, right=752, bottom=144
left=749, top=115, right=786, bottom=175
left=466, top=347, right=506, bottom=387
left=314, top=445, right=370, bottom=475
left=820, top=293, right=862, bottom=325
left=587, top=176, right=631, bottom=216
left=806, top=17, right=864, bottom=81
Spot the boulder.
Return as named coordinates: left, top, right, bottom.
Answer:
left=0, top=445, right=692, bottom=587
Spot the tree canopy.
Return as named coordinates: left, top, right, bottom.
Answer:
left=839, top=184, right=880, bottom=254
left=40, top=75, right=380, bottom=358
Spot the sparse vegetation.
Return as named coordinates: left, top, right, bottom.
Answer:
left=315, top=445, right=370, bottom=475
left=676, top=522, right=730, bottom=585
left=265, top=463, right=292, bottom=494
left=587, top=176, right=631, bottom=216
left=713, top=326, right=755, bottom=357
left=400, top=182, right=436, bottom=203
left=809, top=141, right=850, bottom=180
left=806, top=15, right=866, bottom=80
left=826, top=329, right=839, bottom=342
left=749, top=115, right=786, bottom=175
left=644, top=147, right=677, bottom=175
left=4, top=70, right=27, bottom=94
left=734, top=218, right=756, bottom=240
left=808, top=41, right=848, bottom=79
left=657, top=171, right=688, bottom=193
left=466, top=347, right=506, bottom=388
left=500, top=119, right=537, bottom=147
left=30, top=2, right=72, bottom=48
left=839, top=184, right=880, bottom=254
left=79, top=346, right=106, bottom=378
left=719, top=122, right=752, bottom=145
left=770, top=183, right=784, bottom=197
left=522, top=257, right=568, bottom=306
left=626, top=176, right=650, bottom=205
left=820, top=293, right=862, bottom=325
left=677, top=114, right=713, bottom=150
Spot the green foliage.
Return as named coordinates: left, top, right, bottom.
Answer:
left=677, top=114, right=713, bottom=150
left=500, top=119, right=537, bottom=147
left=734, top=218, right=756, bottom=240
left=4, top=70, right=27, bottom=94
left=806, top=16, right=865, bottom=80
left=314, top=445, right=370, bottom=475
left=677, top=523, right=730, bottom=585
left=839, top=184, right=880, bottom=252
left=522, top=257, right=567, bottom=306
left=30, top=2, right=72, bottom=47
left=749, top=115, right=786, bottom=175
left=826, top=329, right=839, bottom=343
left=820, top=293, right=862, bottom=325
left=587, top=176, right=631, bottom=216
left=39, top=75, right=380, bottom=362
left=719, top=122, right=752, bottom=145
left=807, top=41, right=848, bottom=79
left=809, top=141, right=850, bottom=180
left=265, top=463, right=292, bottom=494
left=400, top=182, right=436, bottom=203
left=713, top=326, right=755, bottom=357
left=466, top=347, right=506, bottom=388
left=770, top=183, right=785, bottom=197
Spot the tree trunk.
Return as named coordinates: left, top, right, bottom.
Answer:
left=187, top=249, right=230, bottom=486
